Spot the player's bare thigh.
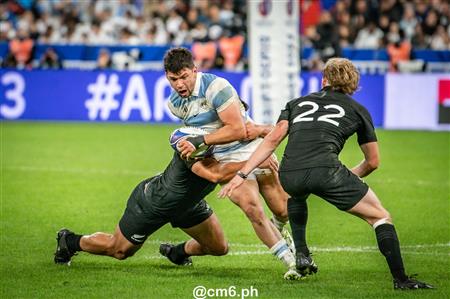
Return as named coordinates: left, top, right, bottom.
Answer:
left=347, top=188, right=392, bottom=226
left=256, top=172, right=289, bottom=219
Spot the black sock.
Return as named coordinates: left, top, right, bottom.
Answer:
left=288, top=197, right=310, bottom=256
left=169, top=242, right=189, bottom=263
left=66, top=233, right=83, bottom=252
left=375, top=223, right=407, bottom=281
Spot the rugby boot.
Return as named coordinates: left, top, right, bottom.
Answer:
left=283, top=267, right=304, bottom=281
left=296, top=252, right=318, bottom=276
left=54, top=228, right=76, bottom=265
left=159, top=243, right=192, bottom=266
left=394, top=275, right=434, bottom=290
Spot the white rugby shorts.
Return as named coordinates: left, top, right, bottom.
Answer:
left=213, top=138, right=275, bottom=180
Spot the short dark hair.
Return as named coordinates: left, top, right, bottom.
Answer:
left=163, top=47, right=195, bottom=73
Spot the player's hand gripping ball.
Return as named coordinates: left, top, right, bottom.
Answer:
left=169, top=127, right=213, bottom=159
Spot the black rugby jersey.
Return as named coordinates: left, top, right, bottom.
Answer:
left=145, top=153, right=216, bottom=213
left=277, top=86, right=377, bottom=171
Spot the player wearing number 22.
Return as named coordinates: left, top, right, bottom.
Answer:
left=220, top=58, right=433, bottom=290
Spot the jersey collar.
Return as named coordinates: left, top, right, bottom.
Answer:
left=191, top=72, right=203, bottom=97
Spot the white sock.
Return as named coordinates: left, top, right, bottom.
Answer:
left=270, top=239, right=295, bottom=269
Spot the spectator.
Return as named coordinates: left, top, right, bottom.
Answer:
left=1, top=0, right=448, bottom=72
left=313, top=11, right=341, bottom=61
left=192, top=41, right=217, bottom=70
left=87, top=19, right=113, bottom=45
left=386, top=22, right=401, bottom=44
left=411, top=23, right=428, bottom=49
left=219, top=0, right=234, bottom=28
left=387, top=30, right=411, bottom=72
left=172, top=20, right=191, bottom=45
left=415, top=0, right=429, bottom=23
left=379, top=0, right=404, bottom=23
left=430, top=24, right=450, bottom=50
left=39, top=47, right=63, bottom=69
left=119, top=27, right=139, bottom=45
left=422, top=10, right=440, bottom=36
left=207, top=4, right=224, bottom=41
left=191, top=22, right=208, bottom=42
left=186, top=7, right=199, bottom=29
left=166, top=10, right=183, bottom=36
left=399, top=3, right=418, bottom=40
left=378, top=14, right=391, bottom=35
left=96, top=48, right=112, bottom=70
left=8, top=29, right=34, bottom=69
left=300, top=0, right=321, bottom=34
left=218, top=34, right=245, bottom=70
left=354, top=21, right=384, bottom=49
left=338, top=24, right=351, bottom=47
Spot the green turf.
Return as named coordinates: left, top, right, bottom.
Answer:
left=1, top=122, right=449, bottom=299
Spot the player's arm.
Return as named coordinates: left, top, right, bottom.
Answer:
left=178, top=100, right=246, bottom=158
left=245, top=122, right=274, bottom=140
left=191, top=155, right=277, bottom=184
left=351, top=141, right=380, bottom=178
left=191, top=158, right=245, bottom=184
left=352, top=106, right=379, bottom=178
left=218, top=120, right=289, bottom=197
left=204, top=100, right=246, bottom=144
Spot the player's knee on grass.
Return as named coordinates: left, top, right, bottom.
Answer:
left=111, top=246, right=137, bottom=260
left=207, top=241, right=229, bottom=256
left=106, top=237, right=138, bottom=260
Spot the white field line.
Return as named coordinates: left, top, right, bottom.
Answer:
left=3, top=165, right=448, bottom=187
left=3, top=165, right=153, bottom=176
left=143, top=250, right=449, bottom=260
left=369, top=178, right=447, bottom=187
left=147, top=239, right=450, bottom=250
left=143, top=241, right=450, bottom=259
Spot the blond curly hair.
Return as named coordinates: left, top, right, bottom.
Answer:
left=322, top=58, right=360, bottom=95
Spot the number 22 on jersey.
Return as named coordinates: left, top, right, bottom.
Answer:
left=293, top=101, right=345, bottom=127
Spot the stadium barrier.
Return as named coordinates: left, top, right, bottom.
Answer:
left=1, top=42, right=449, bottom=73
left=0, top=69, right=448, bottom=130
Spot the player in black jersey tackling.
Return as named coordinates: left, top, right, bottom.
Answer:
left=220, top=58, right=433, bottom=290
left=54, top=153, right=257, bottom=266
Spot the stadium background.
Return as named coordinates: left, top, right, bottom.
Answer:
left=1, top=0, right=449, bottom=298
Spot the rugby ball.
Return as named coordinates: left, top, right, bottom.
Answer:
left=169, top=127, right=213, bottom=158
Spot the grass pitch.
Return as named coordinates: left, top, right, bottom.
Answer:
left=1, top=122, right=449, bottom=299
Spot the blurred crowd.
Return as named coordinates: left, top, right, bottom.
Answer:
left=1, top=0, right=247, bottom=69
left=1, top=0, right=449, bottom=71
left=301, top=0, right=449, bottom=71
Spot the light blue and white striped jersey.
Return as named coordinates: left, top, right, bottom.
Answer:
left=168, top=72, right=249, bottom=154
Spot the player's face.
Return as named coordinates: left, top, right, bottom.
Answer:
left=166, top=67, right=197, bottom=98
